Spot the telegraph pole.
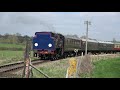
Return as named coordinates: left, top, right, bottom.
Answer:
left=84, top=21, right=91, bottom=55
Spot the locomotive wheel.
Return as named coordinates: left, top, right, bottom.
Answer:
left=34, top=53, right=37, bottom=57
left=56, top=54, right=60, bottom=60
left=63, top=54, right=67, bottom=59
left=40, top=55, right=46, bottom=60
left=50, top=55, right=54, bottom=61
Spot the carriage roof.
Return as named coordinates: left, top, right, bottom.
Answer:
left=81, top=39, right=114, bottom=44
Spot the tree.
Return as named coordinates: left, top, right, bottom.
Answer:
left=22, top=35, right=32, bottom=44
left=16, top=33, right=21, bottom=37
left=12, top=34, right=19, bottom=44
left=80, top=35, right=87, bottom=39
left=0, top=33, right=32, bottom=44
left=4, top=33, right=10, bottom=39
left=66, top=34, right=79, bottom=39
left=15, top=33, right=23, bottom=43
left=113, top=38, right=116, bottom=43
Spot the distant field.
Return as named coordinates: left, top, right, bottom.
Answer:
left=0, top=51, right=36, bottom=66
left=0, top=43, right=24, bottom=48
left=0, top=43, right=25, bottom=50
left=0, top=51, right=24, bottom=65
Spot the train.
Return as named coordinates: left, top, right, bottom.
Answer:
left=32, top=32, right=120, bottom=60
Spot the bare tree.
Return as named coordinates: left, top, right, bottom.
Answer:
left=113, top=38, right=116, bottom=43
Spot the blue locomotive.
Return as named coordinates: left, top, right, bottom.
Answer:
left=33, top=32, right=65, bottom=60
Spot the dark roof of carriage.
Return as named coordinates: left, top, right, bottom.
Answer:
left=35, top=32, right=52, bottom=34
left=35, top=32, right=64, bottom=37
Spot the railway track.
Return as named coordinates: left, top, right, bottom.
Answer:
left=0, top=59, right=50, bottom=74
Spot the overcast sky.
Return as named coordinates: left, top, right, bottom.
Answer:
left=0, top=12, right=120, bottom=41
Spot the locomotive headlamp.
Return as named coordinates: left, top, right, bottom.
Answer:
left=34, top=43, right=38, bottom=47
left=48, top=43, right=52, bottom=47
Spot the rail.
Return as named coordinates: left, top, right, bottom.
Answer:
left=0, top=59, right=50, bottom=74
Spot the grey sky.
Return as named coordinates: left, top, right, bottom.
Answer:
left=0, top=12, right=120, bottom=41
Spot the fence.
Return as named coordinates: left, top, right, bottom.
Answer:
left=66, top=53, right=120, bottom=78
left=90, top=54, right=120, bottom=62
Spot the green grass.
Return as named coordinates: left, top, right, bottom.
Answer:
left=31, top=57, right=120, bottom=78
left=0, top=51, right=37, bottom=66
left=92, top=57, right=120, bottom=78
left=0, top=43, right=25, bottom=50
left=0, top=43, right=24, bottom=48
left=32, top=59, right=69, bottom=78
left=0, top=51, right=24, bottom=65
left=10, top=56, right=120, bottom=78
left=12, top=58, right=71, bottom=78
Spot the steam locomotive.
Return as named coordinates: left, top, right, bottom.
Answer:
left=32, top=32, right=120, bottom=60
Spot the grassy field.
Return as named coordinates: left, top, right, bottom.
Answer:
left=0, top=43, right=24, bottom=48
left=0, top=43, right=35, bottom=66
left=0, top=51, right=37, bottom=66
left=32, top=59, right=69, bottom=78
left=92, top=57, right=120, bottom=78
left=0, top=51, right=24, bottom=65
left=0, top=43, right=25, bottom=50
left=12, top=58, right=70, bottom=78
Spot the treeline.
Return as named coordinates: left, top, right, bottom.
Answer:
left=0, top=33, right=32, bottom=44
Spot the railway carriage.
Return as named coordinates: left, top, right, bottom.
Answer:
left=64, top=36, right=81, bottom=57
left=113, top=43, right=120, bottom=51
left=32, top=31, right=120, bottom=60
left=81, top=39, right=98, bottom=51
left=98, top=41, right=114, bottom=51
left=80, top=39, right=114, bottom=54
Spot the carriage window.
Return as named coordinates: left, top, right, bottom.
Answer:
left=73, top=40, right=74, bottom=44
left=67, top=39, right=69, bottom=45
left=75, top=40, right=77, bottom=45
left=78, top=41, right=79, bottom=45
left=74, top=40, right=75, bottom=45
left=75, top=40, right=76, bottom=45
left=72, top=40, right=73, bottom=44
left=70, top=39, right=72, bottom=44
left=70, top=39, right=71, bottom=44
left=65, top=39, right=67, bottom=45
left=116, top=45, right=118, bottom=48
left=118, top=45, right=119, bottom=48
left=76, top=41, right=78, bottom=45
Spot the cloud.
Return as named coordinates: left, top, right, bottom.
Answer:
left=0, top=12, right=120, bottom=41
left=80, top=12, right=118, bottom=17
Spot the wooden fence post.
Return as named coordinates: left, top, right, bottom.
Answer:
left=22, top=41, right=32, bottom=78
